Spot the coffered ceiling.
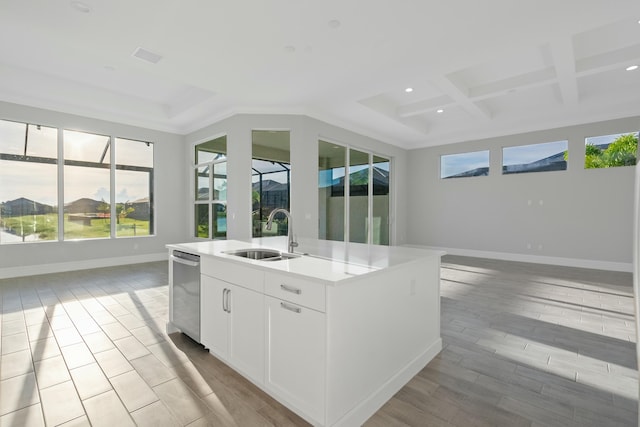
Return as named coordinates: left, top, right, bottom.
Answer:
left=1, top=1, right=639, bottom=149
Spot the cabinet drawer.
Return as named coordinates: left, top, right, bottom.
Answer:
left=264, top=272, right=326, bottom=312
left=201, top=257, right=264, bottom=293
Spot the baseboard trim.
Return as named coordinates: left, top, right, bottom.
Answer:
left=333, top=338, right=443, bottom=427
left=405, top=245, right=632, bottom=273
left=0, top=253, right=168, bottom=279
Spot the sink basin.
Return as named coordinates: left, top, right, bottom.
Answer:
left=222, top=248, right=302, bottom=262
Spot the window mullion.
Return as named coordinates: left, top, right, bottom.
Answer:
left=110, top=136, right=116, bottom=238
left=209, top=160, right=214, bottom=239
left=368, top=153, right=373, bottom=245
left=344, top=147, right=350, bottom=243
left=57, top=127, right=64, bottom=241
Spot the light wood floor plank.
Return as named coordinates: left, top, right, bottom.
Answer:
left=0, top=256, right=637, bottom=426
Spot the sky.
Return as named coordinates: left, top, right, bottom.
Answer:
left=585, top=131, right=638, bottom=146
left=0, top=121, right=153, bottom=206
left=442, top=140, right=574, bottom=177
left=0, top=162, right=150, bottom=205
left=441, top=150, right=490, bottom=178
left=502, top=140, right=567, bottom=166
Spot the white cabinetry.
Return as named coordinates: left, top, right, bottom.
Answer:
left=188, top=246, right=442, bottom=427
left=200, top=275, right=228, bottom=355
left=200, top=258, right=265, bottom=384
left=264, top=284, right=326, bottom=424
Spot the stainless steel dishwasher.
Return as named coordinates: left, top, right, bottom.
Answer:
left=170, top=250, right=201, bottom=341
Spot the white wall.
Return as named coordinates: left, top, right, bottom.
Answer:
left=0, top=102, right=187, bottom=277
left=407, top=116, right=640, bottom=271
left=0, top=107, right=406, bottom=278
left=9, top=103, right=630, bottom=275
left=185, top=114, right=409, bottom=245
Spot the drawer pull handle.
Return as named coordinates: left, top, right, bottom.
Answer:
left=222, top=288, right=231, bottom=313
left=280, top=284, right=302, bottom=295
left=280, top=302, right=301, bottom=313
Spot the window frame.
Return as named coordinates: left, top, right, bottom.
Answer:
left=0, top=118, right=155, bottom=244
left=584, top=131, right=639, bottom=170
left=501, top=140, right=568, bottom=175
left=193, top=134, right=228, bottom=240
left=318, top=138, right=392, bottom=245
left=440, top=150, right=490, bottom=179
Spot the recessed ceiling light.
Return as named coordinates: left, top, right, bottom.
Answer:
left=436, top=109, right=444, bottom=113
left=405, top=87, right=413, bottom=93
left=328, top=19, right=341, bottom=29
left=70, top=1, right=91, bottom=13
left=626, top=65, right=638, bottom=71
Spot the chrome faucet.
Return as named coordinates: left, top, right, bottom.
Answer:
left=266, top=208, right=298, bottom=253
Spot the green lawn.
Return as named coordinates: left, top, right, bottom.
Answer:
left=1, top=213, right=58, bottom=241
left=115, top=217, right=151, bottom=237
left=1, top=213, right=150, bottom=240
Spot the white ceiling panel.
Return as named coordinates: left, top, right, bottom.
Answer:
left=578, top=67, right=640, bottom=102
left=0, top=0, right=639, bottom=148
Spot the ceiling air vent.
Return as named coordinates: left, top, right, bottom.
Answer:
left=132, top=47, right=163, bottom=64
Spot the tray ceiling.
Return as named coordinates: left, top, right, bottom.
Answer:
left=0, top=1, right=639, bottom=149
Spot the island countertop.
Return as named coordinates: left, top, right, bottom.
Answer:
left=167, top=237, right=445, bottom=284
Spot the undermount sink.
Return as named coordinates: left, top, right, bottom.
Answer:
left=222, top=248, right=302, bottom=262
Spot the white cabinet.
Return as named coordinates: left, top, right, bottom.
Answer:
left=200, top=275, right=228, bottom=355
left=200, top=272, right=264, bottom=384
left=265, top=295, right=326, bottom=424
left=227, top=282, right=264, bottom=381
left=263, top=271, right=327, bottom=425
left=264, top=271, right=326, bottom=312
left=192, top=248, right=442, bottom=427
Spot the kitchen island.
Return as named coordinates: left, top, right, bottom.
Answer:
left=167, top=238, right=444, bottom=427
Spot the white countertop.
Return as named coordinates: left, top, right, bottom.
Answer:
left=167, top=237, right=445, bottom=284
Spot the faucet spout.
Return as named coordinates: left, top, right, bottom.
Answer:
left=266, top=208, right=298, bottom=253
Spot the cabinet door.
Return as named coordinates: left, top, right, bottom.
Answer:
left=227, top=284, right=264, bottom=383
left=265, top=295, right=326, bottom=424
left=200, top=275, right=228, bottom=358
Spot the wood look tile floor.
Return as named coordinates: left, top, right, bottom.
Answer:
left=0, top=256, right=637, bottom=426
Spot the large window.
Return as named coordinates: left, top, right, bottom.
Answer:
left=252, top=130, right=290, bottom=238
left=0, top=119, right=154, bottom=244
left=502, top=140, right=567, bottom=175
left=194, top=135, right=227, bottom=239
left=584, top=132, right=638, bottom=169
left=440, top=150, right=490, bottom=179
left=318, top=140, right=390, bottom=245
left=372, top=155, right=390, bottom=245
left=115, top=138, right=154, bottom=237
left=319, top=141, right=346, bottom=241
left=63, top=130, right=112, bottom=240
left=0, top=120, right=58, bottom=243
left=349, top=148, right=369, bottom=244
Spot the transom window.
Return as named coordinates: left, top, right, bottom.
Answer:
left=584, top=132, right=639, bottom=169
left=502, top=140, right=567, bottom=175
left=440, top=150, right=490, bottom=179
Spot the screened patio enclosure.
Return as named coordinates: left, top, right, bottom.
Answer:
left=252, top=130, right=291, bottom=238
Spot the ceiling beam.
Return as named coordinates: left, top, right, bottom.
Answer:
left=358, top=95, right=430, bottom=134
left=433, top=76, right=492, bottom=120
left=575, top=43, right=640, bottom=75
left=396, top=95, right=453, bottom=118
left=467, top=67, right=557, bottom=99
left=549, top=38, right=579, bottom=106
